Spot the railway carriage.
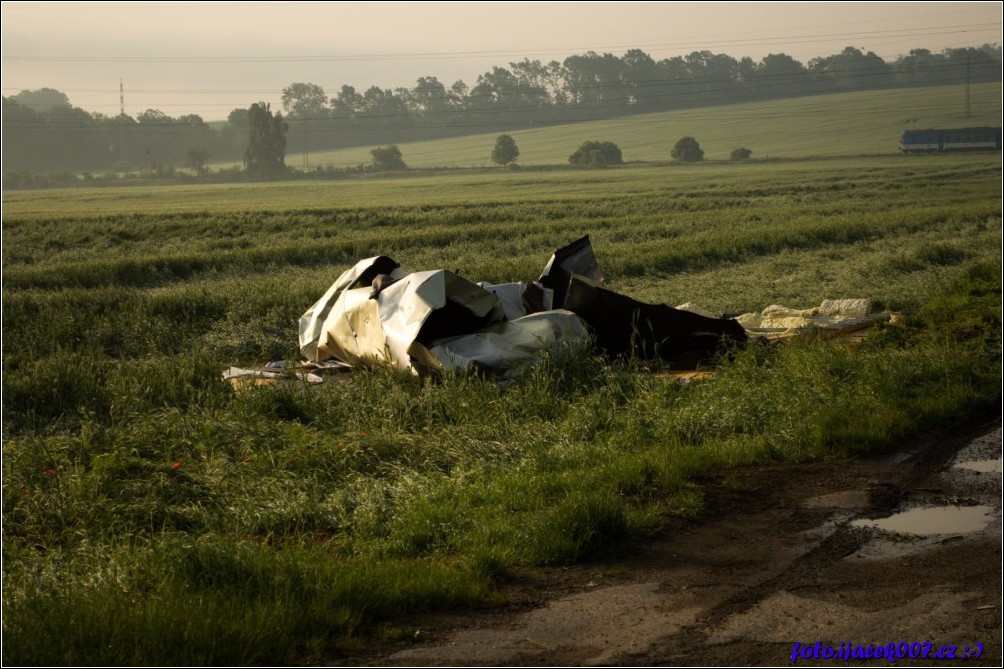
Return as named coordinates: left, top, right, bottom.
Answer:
left=900, top=127, right=1001, bottom=152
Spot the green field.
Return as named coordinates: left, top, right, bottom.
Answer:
left=3, top=123, right=1002, bottom=664
left=4, top=155, right=1001, bottom=311
left=271, top=83, right=1002, bottom=169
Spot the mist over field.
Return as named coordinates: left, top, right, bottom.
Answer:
left=3, top=34, right=999, bottom=175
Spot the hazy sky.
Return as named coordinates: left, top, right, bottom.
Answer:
left=2, top=2, right=1000, bottom=120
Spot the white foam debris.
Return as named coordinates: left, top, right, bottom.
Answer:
left=738, top=299, right=872, bottom=330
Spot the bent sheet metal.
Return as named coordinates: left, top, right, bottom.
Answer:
left=298, top=255, right=588, bottom=377
left=296, top=235, right=751, bottom=378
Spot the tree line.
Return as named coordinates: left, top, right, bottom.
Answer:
left=3, top=44, right=1000, bottom=174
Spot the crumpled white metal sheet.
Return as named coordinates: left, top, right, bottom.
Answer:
left=426, top=310, right=591, bottom=377
left=305, top=263, right=533, bottom=374
left=298, top=256, right=404, bottom=362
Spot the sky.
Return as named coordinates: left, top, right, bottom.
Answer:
left=2, top=1, right=1001, bottom=121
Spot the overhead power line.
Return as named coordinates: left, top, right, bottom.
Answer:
left=6, top=56, right=998, bottom=130
left=3, top=23, right=999, bottom=64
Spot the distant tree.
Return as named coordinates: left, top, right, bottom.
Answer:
left=370, top=145, right=406, bottom=171
left=621, top=49, right=660, bottom=107
left=730, top=147, right=752, bottom=161
left=243, top=102, right=288, bottom=180
left=227, top=108, right=249, bottom=126
left=361, top=87, right=408, bottom=117
left=13, top=87, right=71, bottom=113
left=491, top=134, right=520, bottom=166
left=186, top=148, right=209, bottom=175
left=411, top=76, right=450, bottom=114
left=281, top=82, right=328, bottom=117
left=808, top=46, right=892, bottom=91
left=685, top=50, right=740, bottom=103
left=222, top=108, right=250, bottom=152
left=671, top=136, right=704, bottom=162
left=469, top=66, right=521, bottom=109
left=563, top=52, right=629, bottom=106
left=758, top=53, right=807, bottom=95
left=359, top=88, right=412, bottom=147
left=509, top=58, right=553, bottom=105
left=331, top=85, right=365, bottom=116
left=569, top=140, right=622, bottom=167
left=449, top=80, right=469, bottom=107
left=943, top=46, right=1003, bottom=84
left=137, top=109, right=171, bottom=124
left=282, top=83, right=327, bottom=165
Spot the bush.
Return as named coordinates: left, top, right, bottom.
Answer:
left=491, top=134, right=520, bottom=166
left=730, top=147, right=753, bottom=161
left=569, top=141, right=623, bottom=167
left=671, top=136, right=704, bottom=163
left=369, top=146, right=407, bottom=171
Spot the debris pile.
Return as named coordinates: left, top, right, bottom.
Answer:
left=296, top=235, right=747, bottom=377
left=224, top=235, right=888, bottom=387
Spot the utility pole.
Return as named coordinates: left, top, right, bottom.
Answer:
left=964, top=57, right=972, bottom=119
left=303, top=117, right=309, bottom=168
left=119, top=79, right=126, bottom=165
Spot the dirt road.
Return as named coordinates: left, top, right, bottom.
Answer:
left=353, top=415, right=1002, bottom=667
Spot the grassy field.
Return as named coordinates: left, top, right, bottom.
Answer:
left=271, top=83, right=1002, bottom=169
left=3, top=149, right=1002, bottom=664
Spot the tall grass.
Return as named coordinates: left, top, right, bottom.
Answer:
left=5, top=271, right=999, bottom=664
left=3, top=158, right=1000, bottom=664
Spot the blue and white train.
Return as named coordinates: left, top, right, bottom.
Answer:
left=900, top=127, right=1002, bottom=152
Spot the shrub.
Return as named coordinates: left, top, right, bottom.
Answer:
left=671, top=136, right=704, bottom=163
left=730, top=147, right=753, bottom=161
left=369, top=146, right=407, bottom=171
left=569, top=141, right=623, bottom=167
left=491, top=134, right=520, bottom=166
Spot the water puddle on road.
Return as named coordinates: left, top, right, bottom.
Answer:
left=852, top=505, right=993, bottom=536
left=953, top=459, right=1002, bottom=474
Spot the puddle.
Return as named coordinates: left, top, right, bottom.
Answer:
left=953, top=459, right=1002, bottom=474
left=852, top=505, right=993, bottom=536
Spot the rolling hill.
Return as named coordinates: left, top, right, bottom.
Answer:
left=276, top=83, right=1001, bottom=169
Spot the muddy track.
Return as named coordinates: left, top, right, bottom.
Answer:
left=339, top=413, right=1002, bottom=667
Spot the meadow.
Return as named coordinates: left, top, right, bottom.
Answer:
left=3, top=151, right=1002, bottom=664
